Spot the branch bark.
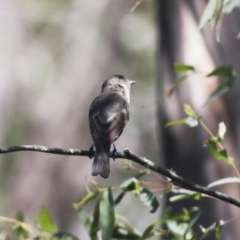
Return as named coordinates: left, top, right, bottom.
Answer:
left=1, top=145, right=240, bottom=208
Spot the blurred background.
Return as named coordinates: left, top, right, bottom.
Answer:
left=0, top=0, right=158, bottom=238
left=0, top=0, right=240, bottom=239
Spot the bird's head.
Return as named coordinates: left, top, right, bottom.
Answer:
left=101, top=75, right=135, bottom=102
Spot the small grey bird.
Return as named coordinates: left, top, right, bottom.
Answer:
left=89, top=75, right=135, bottom=178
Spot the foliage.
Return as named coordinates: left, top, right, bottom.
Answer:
left=166, top=103, right=238, bottom=169
left=199, top=0, right=240, bottom=41
left=204, top=65, right=237, bottom=106
left=0, top=209, right=78, bottom=240
left=0, top=153, right=236, bottom=240
left=165, top=63, right=238, bottom=107
left=165, top=63, right=195, bottom=97
left=0, top=167, right=234, bottom=239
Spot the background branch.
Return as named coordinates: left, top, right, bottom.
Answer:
left=1, top=145, right=240, bottom=208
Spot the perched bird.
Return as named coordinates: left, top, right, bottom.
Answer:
left=89, top=75, right=135, bottom=178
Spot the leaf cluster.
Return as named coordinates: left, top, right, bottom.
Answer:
left=166, top=64, right=237, bottom=107
left=0, top=171, right=227, bottom=240
left=199, top=0, right=240, bottom=41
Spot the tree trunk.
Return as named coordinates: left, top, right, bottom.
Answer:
left=157, top=1, right=240, bottom=239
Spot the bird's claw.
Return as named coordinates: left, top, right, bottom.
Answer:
left=112, top=144, right=118, bottom=161
left=89, top=145, right=95, bottom=159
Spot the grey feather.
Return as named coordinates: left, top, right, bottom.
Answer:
left=92, top=151, right=110, bottom=179
left=88, top=75, right=135, bottom=178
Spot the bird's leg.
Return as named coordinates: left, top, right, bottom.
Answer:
left=89, top=145, right=95, bottom=159
left=113, top=144, right=118, bottom=152
left=112, top=144, right=118, bottom=161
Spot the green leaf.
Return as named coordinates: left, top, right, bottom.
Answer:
left=73, top=191, right=99, bottom=209
left=208, top=139, right=227, bottom=162
left=199, top=221, right=224, bottom=240
left=117, top=178, right=159, bottom=213
left=170, top=190, right=202, bottom=202
left=184, top=104, right=196, bottom=117
left=163, top=208, right=194, bottom=222
left=142, top=219, right=164, bottom=239
left=217, top=122, right=226, bottom=140
left=185, top=116, right=199, bottom=127
left=208, top=138, right=234, bottom=164
left=204, top=66, right=236, bottom=106
left=194, top=192, right=202, bottom=200
left=199, top=0, right=217, bottom=29
left=100, top=188, right=115, bottom=240
left=123, top=159, right=133, bottom=169
left=214, top=0, right=224, bottom=42
left=166, top=220, right=193, bottom=238
left=199, top=0, right=224, bottom=41
left=54, top=232, right=80, bottom=240
left=37, top=206, right=56, bottom=233
left=15, top=212, right=24, bottom=222
left=174, top=63, right=195, bottom=73
left=170, top=194, right=195, bottom=202
left=135, top=169, right=149, bottom=179
left=165, top=119, right=186, bottom=127
left=141, top=224, right=155, bottom=239
left=135, top=181, right=143, bottom=195
left=112, top=224, right=142, bottom=239
left=12, top=212, right=29, bottom=239
left=183, top=212, right=201, bottom=239
left=90, top=198, right=101, bottom=239
left=207, top=177, right=240, bottom=188
left=139, top=188, right=159, bottom=213
left=207, top=65, right=236, bottom=78
left=114, top=192, right=125, bottom=205
left=120, top=177, right=142, bottom=193
left=115, top=174, right=148, bottom=206
left=214, top=221, right=223, bottom=240
left=77, top=210, right=92, bottom=235
left=203, top=83, right=229, bottom=106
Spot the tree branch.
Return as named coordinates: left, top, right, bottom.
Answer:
left=1, top=145, right=240, bottom=208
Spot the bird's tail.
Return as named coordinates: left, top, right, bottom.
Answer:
left=92, top=151, right=110, bottom=179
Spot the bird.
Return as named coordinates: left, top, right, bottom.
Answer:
left=89, top=75, right=135, bottom=178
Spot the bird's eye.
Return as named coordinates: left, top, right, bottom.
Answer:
left=116, top=75, right=125, bottom=80
left=117, top=84, right=123, bottom=89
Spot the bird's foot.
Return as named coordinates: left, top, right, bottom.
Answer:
left=112, top=144, right=118, bottom=161
left=89, top=145, right=95, bottom=159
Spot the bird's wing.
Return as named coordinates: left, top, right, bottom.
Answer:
left=89, top=93, right=129, bottom=143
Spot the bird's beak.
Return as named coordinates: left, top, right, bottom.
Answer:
left=129, top=80, right=136, bottom=85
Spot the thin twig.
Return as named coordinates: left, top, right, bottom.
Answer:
left=123, top=149, right=240, bottom=208
left=0, top=145, right=240, bottom=208
left=232, top=162, right=240, bottom=179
